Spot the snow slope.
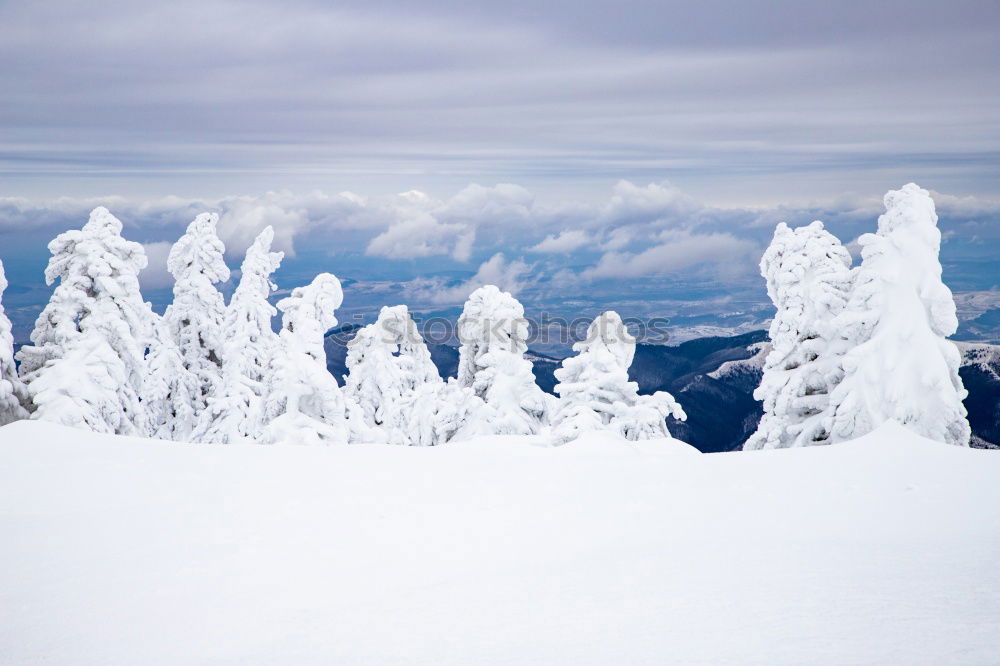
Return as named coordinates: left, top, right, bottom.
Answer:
left=1, top=421, right=998, bottom=665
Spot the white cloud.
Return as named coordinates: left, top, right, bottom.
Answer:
left=404, top=253, right=533, bottom=304
left=844, top=236, right=864, bottom=259
left=599, top=180, right=702, bottom=228
left=139, top=241, right=174, bottom=290
left=7, top=180, right=995, bottom=294
left=436, top=183, right=534, bottom=225
left=217, top=199, right=307, bottom=258
left=466, top=253, right=532, bottom=294
left=452, top=230, right=476, bottom=262
left=529, top=229, right=590, bottom=254
left=583, top=231, right=757, bottom=280
left=600, top=227, right=635, bottom=251
left=365, top=212, right=469, bottom=260
left=364, top=184, right=536, bottom=261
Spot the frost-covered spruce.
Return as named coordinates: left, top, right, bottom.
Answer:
left=0, top=260, right=30, bottom=424
left=615, top=391, right=688, bottom=441
left=552, top=311, right=685, bottom=444
left=344, top=308, right=411, bottom=438
left=162, top=213, right=230, bottom=419
left=260, top=273, right=350, bottom=445
left=193, top=226, right=283, bottom=443
left=744, top=221, right=854, bottom=450
left=392, top=307, right=442, bottom=391
left=144, top=322, right=199, bottom=441
left=399, top=380, right=485, bottom=446
left=456, top=285, right=548, bottom=435
left=344, top=305, right=438, bottom=425
left=17, top=207, right=153, bottom=434
left=340, top=331, right=387, bottom=440
left=830, top=183, right=970, bottom=446
left=344, top=304, right=474, bottom=445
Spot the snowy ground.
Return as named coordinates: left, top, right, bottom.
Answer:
left=1, top=422, right=998, bottom=665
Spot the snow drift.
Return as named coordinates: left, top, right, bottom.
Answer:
left=1, top=420, right=997, bottom=665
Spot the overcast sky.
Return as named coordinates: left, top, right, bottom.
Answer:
left=1, top=0, right=999, bottom=343
left=3, top=0, right=999, bottom=203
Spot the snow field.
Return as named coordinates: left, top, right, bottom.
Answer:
left=1, top=420, right=998, bottom=665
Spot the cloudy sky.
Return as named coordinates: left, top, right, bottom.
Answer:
left=2, top=0, right=999, bottom=344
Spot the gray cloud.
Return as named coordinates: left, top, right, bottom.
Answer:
left=529, top=230, right=592, bottom=254
left=582, top=231, right=759, bottom=281
left=366, top=211, right=468, bottom=261
left=403, top=253, right=534, bottom=305
left=4, top=180, right=997, bottom=277
left=1, top=0, right=998, bottom=201
left=0, top=178, right=997, bottom=344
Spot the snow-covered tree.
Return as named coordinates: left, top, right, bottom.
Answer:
left=17, top=207, right=152, bottom=434
left=193, top=226, right=283, bottom=443
left=345, top=305, right=420, bottom=435
left=398, top=380, right=485, bottom=446
left=829, top=183, right=970, bottom=446
left=614, top=391, right=687, bottom=442
left=144, top=322, right=199, bottom=440
left=456, top=285, right=548, bottom=435
left=0, top=260, right=30, bottom=424
left=552, top=311, right=685, bottom=444
left=553, top=311, right=636, bottom=443
left=162, top=213, right=230, bottom=418
left=392, top=308, right=442, bottom=391
left=744, top=221, right=854, bottom=450
left=344, top=304, right=475, bottom=445
left=260, top=273, right=350, bottom=445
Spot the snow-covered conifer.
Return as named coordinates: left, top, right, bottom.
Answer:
left=614, top=391, right=687, bottom=441
left=552, top=311, right=685, bottom=444
left=553, top=311, right=636, bottom=443
left=0, top=260, right=30, bottom=424
left=17, top=207, right=152, bottom=434
left=399, top=380, right=485, bottom=446
left=193, top=226, right=282, bottom=443
left=144, top=322, right=199, bottom=440
left=344, top=304, right=471, bottom=445
left=456, top=285, right=548, bottom=435
left=344, top=309, right=411, bottom=437
left=393, top=308, right=442, bottom=390
left=259, top=273, right=350, bottom=445
left=829, top=183, right=970, bottom=446
left=744, top=221, right=854, bottom=450
left=162, top=213, right=230, bottom=419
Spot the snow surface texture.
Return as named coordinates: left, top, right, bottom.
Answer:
left=0, top=420, right=997, bottom=665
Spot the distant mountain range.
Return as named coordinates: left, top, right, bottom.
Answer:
left=325, top=327, right=1000, bottom=452
left=957, top=307, right=1000, bottom=344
